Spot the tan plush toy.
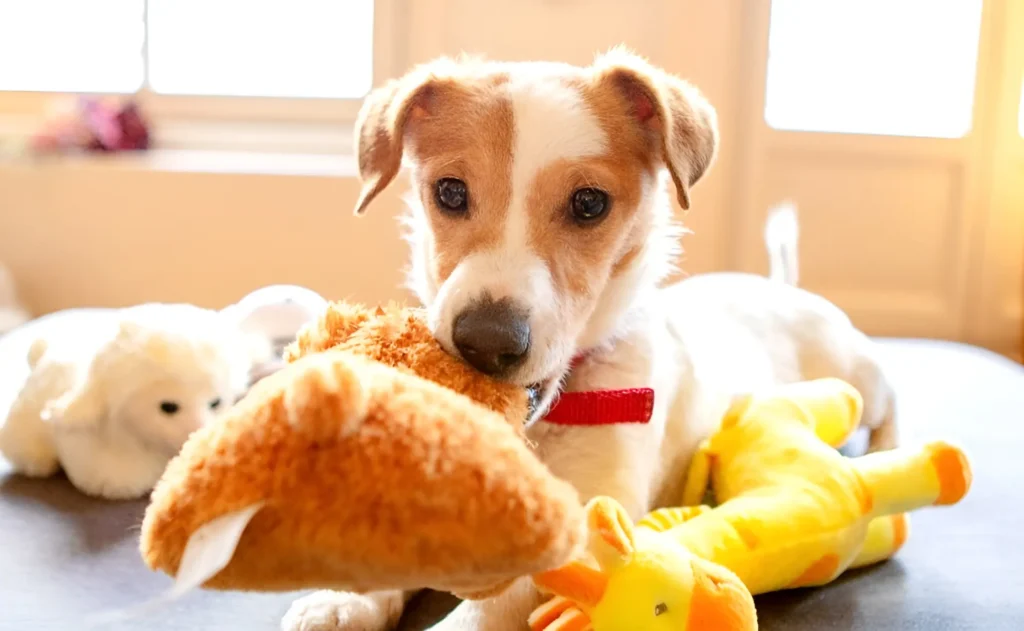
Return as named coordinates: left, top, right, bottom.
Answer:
left=139, top=303, right=584, bottom=599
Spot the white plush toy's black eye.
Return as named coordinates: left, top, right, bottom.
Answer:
left=159, top=401, right=180, bottom=415
left=209, top=397, right=222, bottom=410
left=654, top=603, right=668, bottom=616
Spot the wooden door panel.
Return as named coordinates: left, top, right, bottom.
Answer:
left=749, top=153, right=966, bottom=337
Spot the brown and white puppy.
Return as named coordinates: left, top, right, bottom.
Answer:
left=282, top=49, right=896, bottom=631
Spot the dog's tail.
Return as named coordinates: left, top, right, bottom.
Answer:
left=764, top=201, right=799, bottom=286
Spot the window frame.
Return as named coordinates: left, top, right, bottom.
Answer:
left=0, top=0, right=406, bottom=152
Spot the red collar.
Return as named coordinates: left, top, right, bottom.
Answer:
left=541, top=354, right=655, bottom=426
left=543, top=388, right=655, bottom=426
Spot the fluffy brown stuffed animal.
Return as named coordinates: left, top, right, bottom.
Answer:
left=139, top=303, right=584, bottom=598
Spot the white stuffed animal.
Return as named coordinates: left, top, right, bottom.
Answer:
left=0, top=303, right=252, bottom=499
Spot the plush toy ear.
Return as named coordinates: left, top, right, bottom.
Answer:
left=42, top=368, right=107, bottom=430
left=533, top=561, right=608, bottom=611
left=686, top=556, right=758, bottom=631
left=353, top=61, right=455, bottom=215
left=281, top=353, right=369, bottom=439
left=43, top=320, right=142, bottom=429
left=591, top=48, right=719, bottom=210
left=585, top=496, right=636, bottom=571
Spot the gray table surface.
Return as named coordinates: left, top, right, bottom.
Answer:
left=1, top=339, right=1022, bottom=630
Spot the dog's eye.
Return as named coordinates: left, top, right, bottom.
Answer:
left=435, top=178, right=469, bottom=214
left=570, top=188, right=609, bottom=224
left=159, top=401, right=180, bottom=415
left=209, top=397, right=222, bottom=410
left=654, top=603, right=668, bottom=616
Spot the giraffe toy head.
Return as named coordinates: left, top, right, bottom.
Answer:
left=531, top=497, right=757, bottom=631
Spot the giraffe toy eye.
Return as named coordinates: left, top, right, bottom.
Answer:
left=654, top=602, right=668, bottom=616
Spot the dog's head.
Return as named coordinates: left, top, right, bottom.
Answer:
left=354, top=49, right=718, bottom=389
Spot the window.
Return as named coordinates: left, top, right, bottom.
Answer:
left=0, top=1, right=145, bottom=93
left=0, top=0, right=375, bottom=100
left=764, top=0, right=984, bottom=139
left=147, top=0, right=373, bottom=99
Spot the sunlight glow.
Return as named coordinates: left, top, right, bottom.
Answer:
left=765, top=0, right=983, bottom=139
left=0, top=0, right=373, bottom=98
left=0, top=0, right=144, bottom=93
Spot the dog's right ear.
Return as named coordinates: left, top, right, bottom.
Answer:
left=353, top=67, right=442, bottom=216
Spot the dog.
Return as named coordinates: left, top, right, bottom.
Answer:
left=282, top=49, right=897, bottom=631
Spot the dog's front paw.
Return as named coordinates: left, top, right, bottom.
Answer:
left=282, top=591, right=399, bottom=631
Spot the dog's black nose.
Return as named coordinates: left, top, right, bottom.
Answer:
left=453, top=298, right=531, bottom=377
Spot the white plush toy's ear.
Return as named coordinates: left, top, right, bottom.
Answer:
left=42, top=322, right=138, bottom=429
left=42, top=370, right=107, bottom=429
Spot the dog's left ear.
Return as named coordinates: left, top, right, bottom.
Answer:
left=592, top=49, right=719, bottom=210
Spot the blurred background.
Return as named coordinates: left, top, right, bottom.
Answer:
left=0, top=0, right=1020, bottom=361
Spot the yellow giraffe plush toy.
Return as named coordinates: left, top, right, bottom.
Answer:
left=530, top=378, right=973, bottom=631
